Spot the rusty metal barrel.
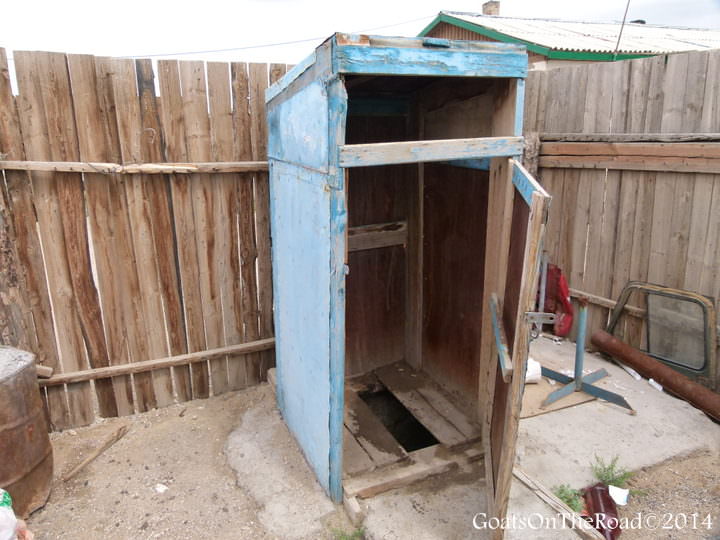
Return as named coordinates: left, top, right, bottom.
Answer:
left=0, top=347, right=53, bottom=518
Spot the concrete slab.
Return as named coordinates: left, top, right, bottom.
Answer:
left=222, top=336, right=719, bottom=539
left=224, top=387, right=351, bottom=539
left=519, top=336, right=720, bottom=489
left=362, top=463, right=489, bottom=539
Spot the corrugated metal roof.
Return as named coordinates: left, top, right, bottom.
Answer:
left=441, top=11, right=720, bottom=54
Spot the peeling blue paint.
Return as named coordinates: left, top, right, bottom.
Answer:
left=326, top=77, right=348, bottom=502
left=511, top=161, right=537, bottom=205
left=335, top=45, right=527, bottom=78
left=267, top=80, right=329, bottom=172
left=270, top=159, right=333, bottom=494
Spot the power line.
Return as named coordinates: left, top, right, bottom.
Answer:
left=124, top=14, right=435, bottom=59
left=612, top=0, right=632, bottom=59
left=4, top=13, right=435, bottom=64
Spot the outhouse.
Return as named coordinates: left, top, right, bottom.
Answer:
left=266, top=33, right=549, bottom=525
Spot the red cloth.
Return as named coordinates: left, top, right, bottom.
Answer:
left=542, top=263, right=574, bottom=337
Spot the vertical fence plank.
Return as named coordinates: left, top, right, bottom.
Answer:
left=42, top=53, right=118, bottom=418
left=111, top=58, right=167, bottom=412
left=14, top=51, right=95, bottom=427
left=179, top=60, right=221, bottom=399
left=699, top=51, right=720, bottom=132
left=207, top=61, right=236, bottom=395
left=0, top=50, right=62, bottom=382
left=683, top=174, right=715, bottom=291
left=136, top=58, right=186, bottom=407
left=248, top=63, right=274, bottom=379
left=157, top=59, right=199, bottom=402
left=700, top=177, right=720, bottom=305
left=67, top=54, right=134, bottom=419
left=230, top=62, right=260, bottom=388
left=663, top=173, right=695, bottom=289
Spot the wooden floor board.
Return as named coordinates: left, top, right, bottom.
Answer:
left=344, top=389, right=407, bottom=468
left=343, top=426, right=375, bottom=477
left=375, top=362, right=472, bottom=446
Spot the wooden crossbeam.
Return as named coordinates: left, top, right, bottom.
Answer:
left=538, top=141, right=720, bottom=173
left=40, top=338, right=275, bottom=386
left=541, top=141, right=720, bottom=159
left=348, top=221, right=407, bottom=252
left=538, top=154, right=718, bottom=174
left=339, top=136, right=523, bottom=167
left=540, top=132, right=720, bottom=143
left=0, top=160, right=269, bottom=174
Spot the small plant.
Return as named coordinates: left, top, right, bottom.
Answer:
left=552, top=484, right=583, bottom=513
left=591, top=455, right=634, bottom=488
left=332, top=527, right=365, bottom=540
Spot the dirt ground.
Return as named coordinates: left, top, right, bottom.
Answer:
left=621, top=449, right=720, bottom=539
left=26, top=384, right=353, bottom=539
left=24, top=379, right=719, bottom=540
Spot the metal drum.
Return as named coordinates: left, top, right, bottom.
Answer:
left=0, top=347, right=53, bottom=518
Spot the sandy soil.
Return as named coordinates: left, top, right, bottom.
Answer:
left=26, top=384, right=353, bottom=540
left=620, top=449, right=720, bottom=539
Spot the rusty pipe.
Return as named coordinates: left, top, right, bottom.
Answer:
left=591, top=330, right=720, bottom=422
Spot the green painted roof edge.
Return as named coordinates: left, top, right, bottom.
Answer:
left=419, top=13, right=656, bottom=62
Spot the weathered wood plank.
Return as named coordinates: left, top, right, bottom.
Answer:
left=112, top=58, right=167, bottom=411
left=340, top=136, right=523, bottom=167
left=232, top=61, right=262, bottom=387
left=157, top=59, right=208, bottom=400
left=538, top=154, right=719, bottom=173
left=0, top=49, right=68, bottom=427
left=479, top=157, right=514, bottom=470
left=344, top=389, right=407, bottom=468
left=180, top=60, right=222, bottom=399
left=541, top=142, right=720, bottom=158
left=343, top=427, right=375, bottom=477
left=493, top=191, right=548, bottom=523
left=249, top=63, right=274, bottom=380
left=375, top=363, right=477, bottom=446
left=540, top=133, right=720, bottom=142
left=68, top=54, right=133, bottom=416
left=207, top=60, right=236, bottom=395
left=343, top=452, right=456, bottom=499
left=348, top=221, right=407, bottom=252
left=15, top=51, right=95, bottom=428
left=136, top=58, right=185, bottom=406
left=0, top=160, right=268, bottom=173
left=41, top=338, right=275, bottom=386
left=46, top=52, right=120, bottom=418
left=513, top=467, right=604, bottom=540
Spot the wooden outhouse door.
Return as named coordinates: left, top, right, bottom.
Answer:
left=483, top=158, right=550, bottom=533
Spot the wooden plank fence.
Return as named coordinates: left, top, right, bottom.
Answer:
left=524, top=49, right=720, bottom=348
left=2, top=45, right=719, bottom=429
left=0, top=48, right=287, bottom=430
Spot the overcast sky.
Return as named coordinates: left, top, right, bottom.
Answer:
left=2, top=0, right=720, bottom=66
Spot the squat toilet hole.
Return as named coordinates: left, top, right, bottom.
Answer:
left=359, top=388, right=439, bottom=452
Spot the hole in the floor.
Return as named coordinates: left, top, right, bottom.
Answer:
left=359, top=388, right=439, bottom=452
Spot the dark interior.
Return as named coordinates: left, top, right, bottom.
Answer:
left=343, top=75, right=507, bottom=414
left=359, top=388, right=439, bottom=452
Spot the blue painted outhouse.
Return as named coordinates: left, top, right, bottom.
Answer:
left=266, top=33, right=550, bottom=527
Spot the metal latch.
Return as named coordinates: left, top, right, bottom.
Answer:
left=527, top=312, right=556, bottom=342
left=525, top=312, right=556, bottom=325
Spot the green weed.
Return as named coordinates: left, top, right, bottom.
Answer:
left=591, top=455, right=634, bottom=488
left=552, top=484, right=583, bottom=513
